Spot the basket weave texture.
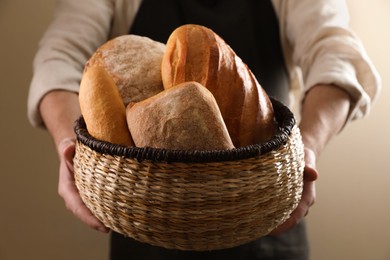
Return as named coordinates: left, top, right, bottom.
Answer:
left=73, top=98, right=304, bottom=251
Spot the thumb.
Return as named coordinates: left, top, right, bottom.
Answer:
left=58, top=138, right=76, bottom=170
left=303, top=147, right=319, bottom=182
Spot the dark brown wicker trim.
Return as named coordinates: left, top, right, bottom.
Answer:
left=74, top=98, right=295, bottom=163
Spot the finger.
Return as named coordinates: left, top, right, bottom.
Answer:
left=303, top=147, right=319, bottom=181
left=62, top=140, right=75, bottom=171
left=62, top=183, right=110, bottom=233
left=59, top=161, right=110, bottom=233
left=268, top=201, right=306, bottom=235
left=304, top=165, right=319, bottom=181
left=58, top=138, right=76, bottom=157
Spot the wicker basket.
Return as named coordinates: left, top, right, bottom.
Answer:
left=73, top=98, right=304, bottom=251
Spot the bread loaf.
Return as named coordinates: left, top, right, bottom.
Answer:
left=161, top=24, right=275, bottom=147
left=126, top=81, right=235, bottom=150
left=86, top=35, right=165, bottom=105
left=79, top=65, right=134, bottom=146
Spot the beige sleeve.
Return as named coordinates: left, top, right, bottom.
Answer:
left=272, top=0, right=381, bottom=120
left=27, top=0, right=142, bottom=128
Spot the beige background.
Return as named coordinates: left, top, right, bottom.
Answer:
left=0, top=1, right=389, bottom=259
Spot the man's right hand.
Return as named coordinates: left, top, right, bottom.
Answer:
left=57, top=138, right=110, bottom=233
left=40, top=91, right=109, bottom=233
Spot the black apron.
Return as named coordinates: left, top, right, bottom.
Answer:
left=129, top=0, right=290, bottom=104
left=110, top=1, right=308, bottom=259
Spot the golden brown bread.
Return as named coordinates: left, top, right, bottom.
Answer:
left=86, top=34, right=165, bottom=105
left=126, top=81, right=235, bottom=150
left=79, top=65, right=134, bottom=146
left=161, top=24, right=275, bottom=147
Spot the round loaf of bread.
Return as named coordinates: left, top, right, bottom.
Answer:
left=86, top=34, right=165, bottom=105
left=126, top=81, right=235, bottom=151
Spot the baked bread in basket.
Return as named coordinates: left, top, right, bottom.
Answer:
left=73, top=25, right=304, bottom=251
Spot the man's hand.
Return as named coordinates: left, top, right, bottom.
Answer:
left=269, top=147, right=318, bottom=235
left=40, top=91, right=109, bottom=232
left=57, top=138, right=110, bottom=233
left=270, top=84, right=350, bottom=235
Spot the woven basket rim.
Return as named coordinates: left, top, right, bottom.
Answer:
left=74, top=98, right=295, bottom=163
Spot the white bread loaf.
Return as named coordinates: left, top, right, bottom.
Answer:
left=86, top=34, right=165, bottom=105
left=126, top=81, right=235, bottom=150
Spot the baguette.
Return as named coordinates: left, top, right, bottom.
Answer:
left=161, top=24, right=275, bottom=147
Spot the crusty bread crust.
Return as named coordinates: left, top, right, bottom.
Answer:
left=126, top=81, right=235, bottom=150
left=162, top=25, right=275, bottom=146
left=79, top=65, right=134, bottom=146
left=86, top=35, right=165, bottom=105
